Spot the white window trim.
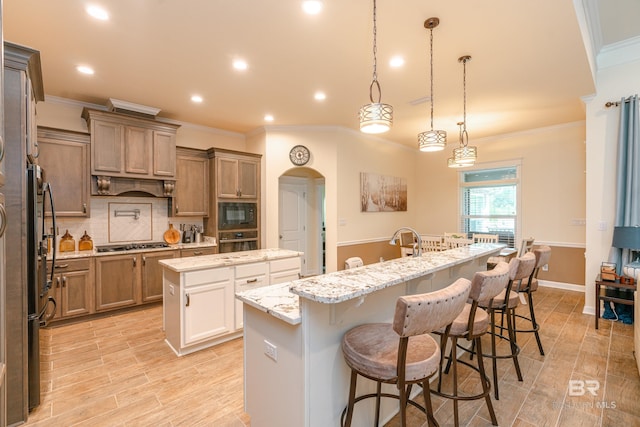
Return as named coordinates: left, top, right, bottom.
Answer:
left=457, top=159, right=522, bottom=247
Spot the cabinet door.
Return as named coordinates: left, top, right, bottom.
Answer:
left=175, top=153, right=208, bottom=216
left=217, top=157, right=240, bottom=198
left=38, top=129, right=90, bottom=217
left=142, top=250, right=177, bottom=303
left=59, top=269, right=93, bottom=318
left=95, top=255, right=139, bottom=311
left=153, top=130, right=176, bottom=177
left=183, top=281, right=233, bottom=345
left=91, top=120, right=123, bottom=174
left=124, top=125, right=151, bottom=175
left=238, top=159, right=259, bottom=198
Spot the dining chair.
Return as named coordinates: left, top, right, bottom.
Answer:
left=421, top=235, right=443, bottom=252
left=472, top=233, right=499, bottom=244
left=444, top=236, right=473, bottom=250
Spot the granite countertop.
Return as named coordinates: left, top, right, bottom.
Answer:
left=158, top=248, right=304, bottom=272
left=236, top=243, right=504, bottom=326
left=54, top=237, right=218, bottom=260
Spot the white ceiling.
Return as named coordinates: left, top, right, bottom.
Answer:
left=3, top=1, right=637, bottom=148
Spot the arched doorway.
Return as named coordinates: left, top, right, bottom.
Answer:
left=279, top=167, right=325, bottom=277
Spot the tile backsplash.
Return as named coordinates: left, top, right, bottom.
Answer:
left=46, top=196, right=204, bottom=249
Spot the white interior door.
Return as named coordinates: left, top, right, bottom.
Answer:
left=279, top=182, right=307, bottom=276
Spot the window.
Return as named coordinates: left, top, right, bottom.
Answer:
left=459, top=165, right=520, bottom=248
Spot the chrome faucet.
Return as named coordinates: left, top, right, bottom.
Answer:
left=389, top=227, right=422, bottom=257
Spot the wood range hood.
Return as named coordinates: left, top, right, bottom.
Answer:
left=90, top=174, right=175, bottom=198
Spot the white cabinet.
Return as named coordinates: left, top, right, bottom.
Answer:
left=162, top=252, right=302, bottom=356
left=182, top=267, right=234, bottom=347
left=234, top=262, right=267, bottom=330
left=270, top=257, right=302, bottom=284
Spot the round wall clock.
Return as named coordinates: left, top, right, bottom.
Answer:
left=289, top=145, right=310, bottom=166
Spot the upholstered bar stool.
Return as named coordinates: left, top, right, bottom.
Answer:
left=478, top=252, right=536, bottom=400
left=512, top=245, right=551, bottom=356
left=432, top=261, right=511, bottom=426
left=341, top=278, right=471, bottom=427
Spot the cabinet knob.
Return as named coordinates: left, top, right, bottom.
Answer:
left=246, top=278, right=258, bottom=284
left=142, top=256, right=146, bottom=266
left=0, top=135, right=4, bottom=162
left=185, top=293, right=190, bottom=307
left=62, top=276, right=67, bottom=287
left=0, top=203, right=6, bottom=238
left=133, top=257, right=137, bottom=267
left=175, top=204, right=179, bottom=214
left=56, top=277, right=61, bottom=288
left=193, top=251, right=202, bottom=256
left=83, top=203, right=87, bottom=214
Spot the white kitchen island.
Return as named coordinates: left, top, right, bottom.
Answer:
left=237, top=243, right=503, bottom=427
left=160, top=248, right=302, bottom=356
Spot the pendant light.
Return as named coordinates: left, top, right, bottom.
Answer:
left=359, top=0, right=393, bottom=134
left=451, top=55, right=477, bottom=165
left=418, top=17, right=446, bottom=152
left=447, top=122, right=472, bottom=168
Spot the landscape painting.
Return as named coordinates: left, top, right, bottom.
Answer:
left=360, top=172, right=407, bottom=212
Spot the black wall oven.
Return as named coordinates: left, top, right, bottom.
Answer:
left=218, top=202, right=257, bottom=230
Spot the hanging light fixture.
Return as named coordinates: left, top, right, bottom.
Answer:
left=451, top=55, right=477, bottom=165
left=418, top=17, right=446, bottom=152
left=447, top=122, right=472, bottom=168
left=359, top=0, right=393, bottom=134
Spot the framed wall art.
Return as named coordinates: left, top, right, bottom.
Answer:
left=360, top=172, right=407, bottom=212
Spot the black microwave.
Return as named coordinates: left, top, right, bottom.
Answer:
left=218, top=202, right=257, bottom=230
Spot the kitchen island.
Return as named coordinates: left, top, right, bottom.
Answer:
left=236, top=243, right=503, bottom=427
left=160, top=248, right=302, bottom=356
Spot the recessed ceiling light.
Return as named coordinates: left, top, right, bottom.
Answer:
left=314, top=91, right=326, bottom=101
left=86, top=5, right=109, bottom=21
left=233, top=59, right=248, bottom=71
left=191, top=95, right=203, bottom=103
left=76, top=65, right=95, bottom=75
left=390, top=56, right=405, bottom=68
left=302, top=0, right=323, bottom=15
left=264, top=114, right=274, bottom=122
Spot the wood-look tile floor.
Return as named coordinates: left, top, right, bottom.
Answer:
left=23, top=286, right=640, bottom=426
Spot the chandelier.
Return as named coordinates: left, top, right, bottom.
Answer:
left=359, top=0, right=393, bottom=134
left=418, top=17, right=446, bottom=152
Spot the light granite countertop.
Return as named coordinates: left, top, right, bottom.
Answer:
left=236, top=243, right=504, bottom=326
left=54, top=238, right=218, bottom=260
left=159, top=248, right=304, bottom=272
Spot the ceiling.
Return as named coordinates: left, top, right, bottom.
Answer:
left=3, top=1, right=638, bottom=148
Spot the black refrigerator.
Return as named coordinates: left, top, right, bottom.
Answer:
left=26, top=163, right=56, bottom=411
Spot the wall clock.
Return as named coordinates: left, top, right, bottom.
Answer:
left=289, top=145, right=310, bottom=166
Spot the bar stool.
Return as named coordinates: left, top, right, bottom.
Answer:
left=478, top=252, right=536, bottom=400
left=512, top=245, right=551, bottom=356
left=432, top=261, right=511, bottom=426
left=340, top=278, right=471, bottom=427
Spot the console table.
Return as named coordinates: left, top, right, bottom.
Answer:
left=595, top=275, right=636, bottom=329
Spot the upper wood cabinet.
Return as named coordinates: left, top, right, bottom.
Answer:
left=209, top=148, right=261, bottom=199
left=172, top=147, right=209, bottom=217
left=81, top=108, right=180, bottom=179
left=37, top=127, right=91, bottom=217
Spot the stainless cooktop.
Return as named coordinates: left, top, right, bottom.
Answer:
left=95, top=242, right=170, bottom=253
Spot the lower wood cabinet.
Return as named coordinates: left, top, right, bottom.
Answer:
left=49, top=258, right=94, bottom=320
left=180, top=247, right=217, bottom=257
left=142, top=250, right=178, bottom=303
left=95, top=254, right=139, bottom=311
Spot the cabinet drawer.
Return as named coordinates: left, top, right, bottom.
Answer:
left=50, top=258, right=92, bottom=272
left=184, top=267, right=232, bottom=287
left=235, top=262, right=267, bottom=279
left=270, top=257, right=301, bottom=273
left=235, top=275, right=268, bottom=293
left=180, top=247, right=216, bottom=258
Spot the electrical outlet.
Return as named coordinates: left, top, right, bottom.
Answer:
left=542, top=264, right=549, bottom=271
left=264, top=340, right=277, bottom=361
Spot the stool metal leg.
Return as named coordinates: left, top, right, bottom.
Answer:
left=475, top=337, right=498, bottom=425
left=505, top=307, right=523, bottom=381
left=422, top=379, right=439, bottom=427
left=490, top=309, right=500, bottom=400
left=528, top=291, right=545, bottom=355
left=343, top=370, right=357, bottom=427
